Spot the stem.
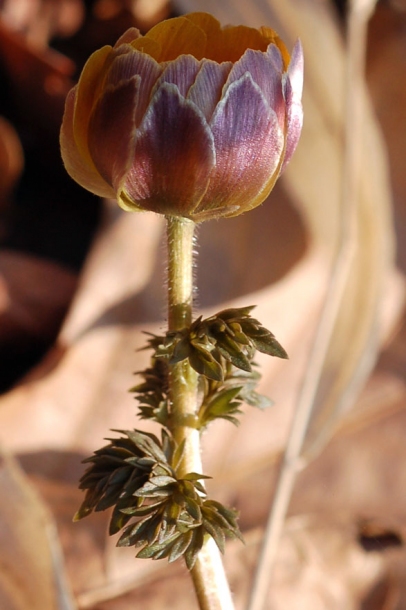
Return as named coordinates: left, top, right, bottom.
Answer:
left=166, top=216, right=199, bottom=469
left=166, top=216, right=235, bottom=610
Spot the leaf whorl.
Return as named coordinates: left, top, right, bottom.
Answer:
left=75, top=429, right=242, bottom=568
left=150, top=306, right=288, bottom=382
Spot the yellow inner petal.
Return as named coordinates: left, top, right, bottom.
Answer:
left=209, top=25, right=268, bottom=62
left=259, top=27, right=290, bottom=68
left=73, top=45, right=112, bottom=167
left=184, top=12, right=222, bottom=43
left=140, top=13, right=291, bottom=65
left=144, top=16, right=207, bottom=61
left=184, top=13, right=278, bottom=62
left=130, top=36, right=162, bottom=61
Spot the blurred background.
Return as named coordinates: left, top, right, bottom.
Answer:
left=0, top=0, right=405, bottom=608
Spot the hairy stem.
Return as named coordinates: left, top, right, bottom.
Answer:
left=166, top=216, right=235, bottom=610
left=166, top=216, right=198, bottom=467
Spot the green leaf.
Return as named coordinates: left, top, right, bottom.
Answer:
left=229, top=329, right=251, bottom=346
left=109, top=505, right=133, bottom=535
left=204, top=501, right=244, bottom=541
left=252, top=336, right=288, bottom=359
left=170, top=336, right=191, bottom=363
left=242, top=389, right=273, bottom=410
left=119, top=501, right=164, bottom=517
left=198, top=385, right=245, bottom=428
left=205, top=387, right=242, bottom=415
left=189, top=347, right=224, bottom=381
left=191, top=480, right=207, bottom=495
left=184, top=527, right=205, bottom=570
left=180, top=479, right=200, bottom=501
left=161, top=429, right=174, bottom=463
left=135, top=482, right=174, bottom=497
left=202, top=505, right=230, bottom=530
left=216, top=339, right=252, bottom=372
left=176, top=515, right=199, bottom=533
left=94, top=483, right=126, bottom=511
left=118, top=514, right=159, bottom=547
left=162, top=500, right=182, bottom=526
left=220, top=415, right=240, bottom=426
left=168, top=531, right=193, bottom=563
left=203, top=517, right=225, bottom=553
left=183, top=496, right=202, bottom=522
left=205, top=500, right=238, bottom=522
left=152, top=463, right=173, bottom=477
left=148, top=475, right=177, bottom=487
left=215, top=306, right=256, bottom=320
left=136, top=532, right=181, bottom=559
left=126, top=456, right=155, bottom=469
left=73, top=504, right=92, bottom=521
left=171, top=439, right=185, bottom=472
left=182, top=472, right=211, bottom=482
left=123, top=430, right=167, bottom=463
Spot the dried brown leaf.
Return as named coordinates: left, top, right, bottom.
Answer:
left=0, top=449, right=75, bottom=610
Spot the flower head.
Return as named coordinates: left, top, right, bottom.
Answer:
left=60, top=12, right=303, bottom=221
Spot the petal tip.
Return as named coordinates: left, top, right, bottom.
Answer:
left=288, top=40, right=304, bottom=98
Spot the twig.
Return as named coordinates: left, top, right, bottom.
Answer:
left=246, top=2, right=377, bottom=609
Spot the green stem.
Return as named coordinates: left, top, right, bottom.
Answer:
left=166, top=216, right=235, bottom=610
left=166, top=216, right=199, bottom=470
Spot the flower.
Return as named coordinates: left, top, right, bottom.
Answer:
left=60, top=12, right=303, bottom=222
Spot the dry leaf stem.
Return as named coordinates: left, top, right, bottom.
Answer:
left=166, top=216, right=235, bottom=610
left=247, top=2, right=376, bottom=609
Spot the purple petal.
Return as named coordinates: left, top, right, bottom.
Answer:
left=287, top=40, right=304, bottom=99
left=281, top=82, right=303, bottom=170
left=267, top=43, right=284, bottom=72
left=88, top=77, right=139, bottom=190
left=153, top=55, right=201, bottom=98
left=107, top=49, right=162, bottom=125
left=124, top=83, right=215, bottom=216
left=187, top=59, right=232, bottom=122
left=196, top=73, right=284, bottom=217
left=281, top=40, right=304, bottom=169
left=223, top=49, right=285, bottom=128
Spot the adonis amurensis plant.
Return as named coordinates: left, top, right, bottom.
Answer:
left=60, top=9, right=302, bottom=608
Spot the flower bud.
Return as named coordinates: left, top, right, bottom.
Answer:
left=60, top=12, right=303, bottom=221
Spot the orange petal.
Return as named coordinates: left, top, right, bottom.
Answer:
left=144, top=16, right=207, bottom=61
left=260, top=27, right=290, bottom=68
left=210, top=25, right=268, bottom=63
left=114, top=27, right=142, bottom=48
left=184, top=12, right=222, bottom=28
left=60, top=88, right=115, bottom=198
left=258, top=25, right=278, bottom=45
left=130, top=36, right=162, bottom=62
left=184, top=12, right=222, bottom=41
left=73, top=45, right=112, bottom=169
